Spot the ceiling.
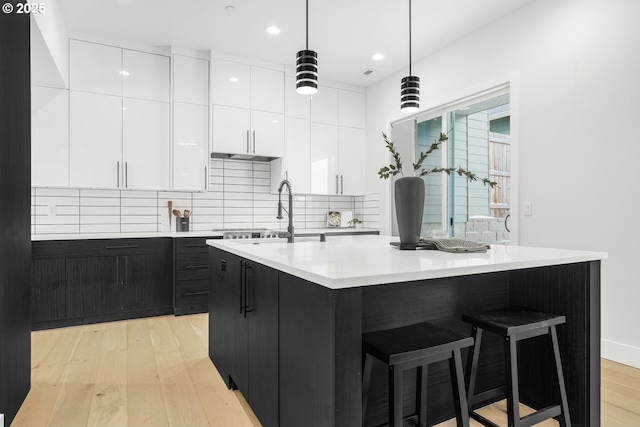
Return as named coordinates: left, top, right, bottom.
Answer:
left=59, top=0, right=534, bottom=87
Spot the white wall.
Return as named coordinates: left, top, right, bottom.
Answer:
left=365, top=0, right=640, bottom=367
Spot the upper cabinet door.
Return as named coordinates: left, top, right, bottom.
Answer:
left=251, top=67, right=284, bottom=114
left=173, top=55, right=209, bottom=106
left=310, top=123, right=339, bottom=194
left=69, top=40, right=122, bottom=96
left=310, top=86, right=339, bottom=125
left=338, top=90, right=365, bottom=129
left=122, top=98, right=170, bottom=190
left=32, top=86, right=69, bottom=187
left=284, top=117, right=311, bottom=193
left=285, top=75, right=310, bottom=120
left=69, top=91, right=122, bottom=189
left=212, top=105, right=252, bottom=155
left=211, top=59, right=251, bottom=109
left=250, top=110, right=284, bottom=158
left=338, top=127, right=366, bottom=195
left=122, top=50, right=170, bottom=102
left=173, top=102, right=209, bottom=191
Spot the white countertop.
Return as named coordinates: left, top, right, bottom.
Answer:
left=31, top=227, right=378, bottom=241
left=207, top=235, right=607, bottom=290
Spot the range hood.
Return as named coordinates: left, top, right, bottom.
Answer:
left=211, top=152, right=278, bottom=162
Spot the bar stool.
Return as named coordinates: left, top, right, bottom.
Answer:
left=462, top=307, right=571, bottom=427
left=362, top=322, right=473, bottom=427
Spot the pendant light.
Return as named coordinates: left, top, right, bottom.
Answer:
left=296, top=0, right=318, bottom=95
left=400, top=0, right=419, bottom=113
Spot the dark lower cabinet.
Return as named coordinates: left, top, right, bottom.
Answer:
left=31, top=241, right=67, bottom=325
left=32, top=238, right=172, bottom=329
left=174, top=237, right=219, bottom=315
left=210, top=248, right=279, bottom=427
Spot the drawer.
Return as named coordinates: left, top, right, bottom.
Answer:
left=67, top=238, right=170, bottom=257
left=176, top=262, right=209, bottom=281
left=175, top=281, right=209, bottom=311
left=175, top=237, right=210, bottom=252
left=32, top=240, right=67, bottom=259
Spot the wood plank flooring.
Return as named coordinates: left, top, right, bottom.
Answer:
left=11, top=314, right=640, bottom=427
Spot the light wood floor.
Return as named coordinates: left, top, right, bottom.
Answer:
left=11, top=314, right=640, bottom=427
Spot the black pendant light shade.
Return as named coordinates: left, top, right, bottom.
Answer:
left=296, top=0, right=318, bottom=95
left=400, top=0, right=419, bottom=112
left=296, top=49, right=318, bottom=95
left=400, top=75, right=420, bottom=112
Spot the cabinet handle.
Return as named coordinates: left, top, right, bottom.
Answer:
left=244, top=263, right=253, bottom=317
left=341, top=175, right=344, bottom=194
left=117, top=161, right=120, bottom=188
left=240, top=260, right=245, bottom=314
left=335, top=175, right=339, bottom=194
left=105, top=245, right=140, bottom=250
left=246, top=130, right=250, bottom=153
left=204, top=165, right=208, bottom=190
left=252, top=130, right=256, bottom=154
left=125, top=162, right=129, bottom=188
left=184, top=244, right=208, bottom=248
left=183, top=265, right=208, bottom=270
left=184, top=290, right=208, bottom=296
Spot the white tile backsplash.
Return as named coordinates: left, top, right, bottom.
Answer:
left=31, top=159, right=381, bottom=235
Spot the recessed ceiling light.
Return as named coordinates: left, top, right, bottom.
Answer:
left=229, top=77, right=239, bottom=83
left=372, top=53, right=384, bottom=61
left=225, top=5, right=235, bottom=12
left=120, top=70, right=130, bottom=76
left=265, top=25, right=281, bottom=35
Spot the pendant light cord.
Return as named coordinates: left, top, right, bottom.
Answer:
left=408, top=0, right=412, bottom=76
left=306, top=0, right=309, bottom=49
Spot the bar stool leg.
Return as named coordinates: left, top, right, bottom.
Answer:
left=550, top=326, right=572, bottom=427
left=389, top=364, right=403, bottom=427
left=504, top=336, right=521, bottom=427
left=450, top=349, right=471, bottom=427
left=465, top=326, right=483, bottom=408
left=415, top=364, right=428, bottom=427
left=362, top=353, right=373, bottom=427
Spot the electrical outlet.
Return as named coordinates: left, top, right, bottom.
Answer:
left=48, top=204, right=56, bottom=216
left=523, top=202, right=533, bottom=216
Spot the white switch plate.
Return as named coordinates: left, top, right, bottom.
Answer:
left=523, top=202, right=533, bottom=216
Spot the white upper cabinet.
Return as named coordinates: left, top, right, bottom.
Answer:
left=338, top=127, right=366, bottom=195
left=310, top=86, right=339, bottom=125
left=273, top=117, right=311, bottom=193
left=250, top=110, right=285, bottom=158
left=212, top=105, right=251, bottom=155
left=122, top=98, right=170, bottom=190
left=250, top=67, right=284, bottom=113
left=211, top=59, right=251, bottom=109
left=285, top=76, right=310, bottom=120
left=172, top=54, right=209, bottom=191
left=69, top=91, right=123, bottom=189
left=173, top=102, right=209, bottom=191
left=174, top=55, right=210, bottom=106
left=338, top=90, right=366, bottom=129
left=69, top=39, right=121, bottom=96
left=122, top=50, right=170, bottom=102
left=31, top=86, right=69, bottom=187
left=310, top=123, right=339, bottom=194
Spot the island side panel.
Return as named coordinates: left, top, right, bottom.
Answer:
left=361, top=273, right=510, bottom=426
left=509, top=260, right=601, bottom=427
left=279, top=272, right=362, bottom=427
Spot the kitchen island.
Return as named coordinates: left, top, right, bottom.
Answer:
left=207, top=235, right=606, bottom=427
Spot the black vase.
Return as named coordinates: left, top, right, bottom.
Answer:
left=395, top=176, right=425, bottom=249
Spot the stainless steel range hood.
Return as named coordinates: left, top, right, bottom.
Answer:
left=210, top=152, right=277, bottom=162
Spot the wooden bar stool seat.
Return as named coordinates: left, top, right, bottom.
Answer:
left=362, top=322, right=473, bottom=427
left=462, top=307, right=571, bottom=427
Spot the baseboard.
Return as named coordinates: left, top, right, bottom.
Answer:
left=602, top=338, right=640, bottom=369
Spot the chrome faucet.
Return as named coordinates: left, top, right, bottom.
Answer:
left=276, top=179, right=294, bottom=243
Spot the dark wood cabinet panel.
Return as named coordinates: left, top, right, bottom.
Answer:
left=31, top=258, right=67, bottom=324
left=209, top=248, right=279, bottom=427
left=174, top=237, right=220, bottom=315
left=123, top=251, right=172, bottom=312
left=66, top=256, right=120, bottom=318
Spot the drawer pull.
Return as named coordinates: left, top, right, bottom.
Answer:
left=183, top=265, right=208, bottom=270
left=105, top=245, right=140, bottom=250
left=183, top=244, right=208, bottom=248
left=185, top=290, right=208, bottom=296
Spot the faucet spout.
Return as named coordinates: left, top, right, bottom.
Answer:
left=277, top=179, right=294, bottom=243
